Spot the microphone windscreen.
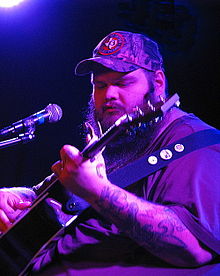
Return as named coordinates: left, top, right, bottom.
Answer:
left=46, top=104, right=63, bottom=123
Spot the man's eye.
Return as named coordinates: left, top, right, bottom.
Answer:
left=116, top=81, right=134, bottom=87
left=116, top=82, right=127, bottom=87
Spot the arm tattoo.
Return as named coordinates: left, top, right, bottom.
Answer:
left=95, top=186, right=188, bottom=257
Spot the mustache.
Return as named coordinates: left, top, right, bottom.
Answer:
left=102, top=102, right=125, bottom=112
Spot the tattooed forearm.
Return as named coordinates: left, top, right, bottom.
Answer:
left=94, top=186, right=208, bottom=266
left=96, top=187, right=187, bottom=249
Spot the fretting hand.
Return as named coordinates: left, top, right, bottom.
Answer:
left=51, top=123, right=108, bottom=202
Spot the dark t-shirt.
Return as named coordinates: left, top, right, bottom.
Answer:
left=31, top=114, right=220, bottom=275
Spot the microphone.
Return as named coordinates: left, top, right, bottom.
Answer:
left=0, top=104, right=63, bottom=137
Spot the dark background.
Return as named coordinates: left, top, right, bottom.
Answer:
left=0, top=0, right=219, bottom=188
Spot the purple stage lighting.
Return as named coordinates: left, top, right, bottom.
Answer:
left=0, top=0, right=26, bottom=8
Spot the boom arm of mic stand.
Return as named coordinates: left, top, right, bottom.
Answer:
left=0, top=133, right=35, bottom=150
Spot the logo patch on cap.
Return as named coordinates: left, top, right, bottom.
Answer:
left=98, top=32, right=125, bottom=56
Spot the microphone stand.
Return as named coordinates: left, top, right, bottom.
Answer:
left=0, top=133, right=35, bottom=150
left=0, top=124, right=35, bottom=150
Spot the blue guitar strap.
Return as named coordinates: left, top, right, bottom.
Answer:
left=108, top=128, right=220, bottom=187
left=65, top=128, right=220, bottom=213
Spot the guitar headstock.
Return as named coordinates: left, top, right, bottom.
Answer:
left=114, top=93, right=180, bottom=129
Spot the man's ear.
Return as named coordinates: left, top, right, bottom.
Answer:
left=153, top=70, right=166, bottom=98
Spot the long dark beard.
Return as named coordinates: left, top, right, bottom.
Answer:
left=84, top=89, right=161, bottom=174
left=103, top=123, right=158, bottom=174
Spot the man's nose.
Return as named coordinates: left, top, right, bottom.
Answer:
left=105, top=85, right=119, bottom=100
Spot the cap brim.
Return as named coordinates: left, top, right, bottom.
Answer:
left=75, top=57, right=140, bottom=76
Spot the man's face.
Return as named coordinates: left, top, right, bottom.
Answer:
left=91, top=68, right=154, bottom=131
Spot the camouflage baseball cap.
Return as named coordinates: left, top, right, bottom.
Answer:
left=75, top=30, right=164, bottom=75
